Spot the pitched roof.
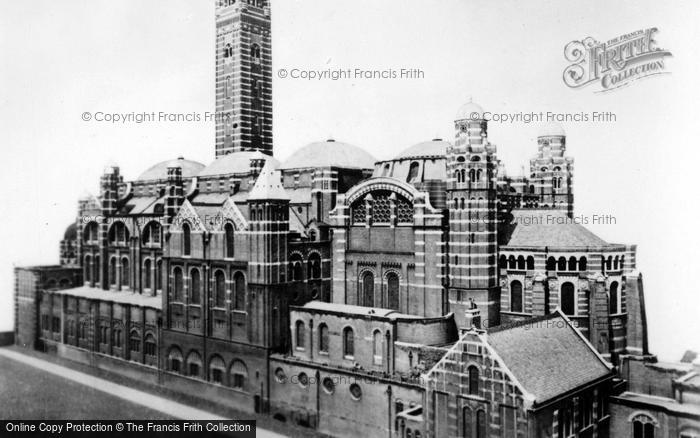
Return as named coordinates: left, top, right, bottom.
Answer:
left=486, top=312, right=612, bottom=403
left=48, top=286, right=161, bottom=309
left=504, top=210, right=609, bottom=249
left=248, top=161, right=289, bottom=201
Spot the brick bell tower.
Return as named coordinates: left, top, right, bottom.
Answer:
left=215, top=0, right=273, bottom=157
left=446, top=101, right=501, bottom=329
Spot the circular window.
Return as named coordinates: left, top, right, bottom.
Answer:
left=298, top=372, right=309, bottom=388
left=322, top=377, right=335, bottom=394
left=274, top=367, right=287, bottom=383
left=349, top=383, right=362, bottom=401
left=297, top=206, right=303, bottom=213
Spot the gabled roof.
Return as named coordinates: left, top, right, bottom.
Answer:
left=248, top=161, right=289, bottom=201
left=504, top=210, right=609, bottom=249
left=486, top=312, right=612, bottom=404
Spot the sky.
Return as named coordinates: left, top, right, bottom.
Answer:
left=1, top=0, right=698, bottom=361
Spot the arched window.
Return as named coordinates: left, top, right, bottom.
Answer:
left=387, top=272, right=400, bottom=310
left=460, top=169, right=466, bottom=184
left=142, top=222, right=161, bottom=246
left=407, top=162, right=420, bottom=183
left=510, top=280, right=523, bottom=313
left=225, top=223, right=235, bottom=258
left=632, top=414, right=656, bottom=438
left=526, top=256, right=535, bottom=270
left=343, top=327, right=354, bottom=358
left=620, top=256, right=625, bottom=270
left=606, top=256, right=613, bottom=271
left=84, top=255, right=92, bottom=283
left=289, top=254, right=303, bottom=281
left=143, top=259, right=152, bottom=289
left=546, top=257, right=556, bottom=271
left=517, top=256, right=525, bottom=270
left=233, top=272, right=245, bottom=311
left=84, top=222, right=99, bottom=244
left=224, top=43, right=232, bottom=58
left=186, top=351, right=203, bottom=378
left=455, top=170, right=462, bottom=183
left=476, top=410, right=486, bottom=438
left=508, top=256, right=516, bottom=270
left=373, top=330, right=383, bottom=365
left=568, top=256, right=577, bottom=271
left=308, top=253, right=321, bottom=279
left=144, top=334, right=156, bottom=357
left=129, top=330, right=140, bottom=353
left=295, top=320, right=305, bottom=350
left=579, top=256, right=587, bottom=271
left=94, top=255, right=100, bottom=284
left=476, top=169, right=483, bottom=182
left=614, top=256, right=619, bottom=270
left=120, top=257, right=129, bottom=288
left=209, top=355, right=226, bottom=384
left=462, top=407, right=472, bottom=438
left=561, top=282, right=576, bottom=315
left=558, top=257, right=567, bottom=271
left=109, top=222, right=129, bottom=245
left=319, top=324, right=329, bottom=353
left=468, top=366, right=479, bottom=395
left=109, top=257, right=117, bottom=286
left=609, top=281, right=619, bottom=315
left=214, top=270, right=226, bottom=308
left=250, top=43, right=261, bottom=61
left=362, top=271, right=374, bottom=307
left=499, top=255, right=507, bottom=269
left=230, top=360, right=247, bottom=389
left=168, top=347, right=183, bottom=373
left=173, top=267, right=184, bottom=301
left=190, top=269, right=201, bottom=304
left=469, top=169, right=476, bottom=183
left=156, top=259, right=162, bottom=291
left=182, top=223, right=191, bottom=256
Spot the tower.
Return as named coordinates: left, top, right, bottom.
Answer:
left=247, top=162, right=290, bottom=350
left=215, top=0, right=273, bottom=157
left=529, top=122, right=574, bottom=216
left=446, top=101, right=500, bottom=328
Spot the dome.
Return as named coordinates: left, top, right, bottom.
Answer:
left=280, top=139, right=376, bottom=170
left=538, top=121, right=566, bottom=137
left=198, top=151, right=279, bottom=177
left=395, top=139, right=450, bottom=160
left=63, top=223, right=77, bottom=241
left=136, top=157, right=205, bottom=181
left=455, top=100, right=485, bottom=121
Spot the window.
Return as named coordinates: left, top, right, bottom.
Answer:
left=407, top=162, right=420, bottom=183
left=121, top=257, right=129, bottom=288
left=510, top=280, right=523, bottom=313
left=558, top=257, right=567, bottom=271
left=319, top=324, right=329, bottom=353
left=343, top=327, right=354, bottom=358
left=561, top=282, right=576, bottom=315
left=190, top=269, right=201, bottom=304
left=250, top=43, right=261, bottom=64
left=109, top=222, right=129, bottom=245
left=289, top=254, right=303, bottom=281
left=144, top=334, right=156, bottom=357
left=322, top=377, right=335, bottom=394
left=142, top=222, right=161, bottom=246
left=186, top=351, right=202, bottom=378
left=308, top=253, right=321, bottom=279
left=568, top=256, right=577, bottom=271
left=156, top=259, right=162, bottom=291
left=579, top=256, right=587, bottom=271
left=84, top=222, right=99, bottom=244
left=526, top=256, right=535, bottom=270
left=373, top=330, right=383, bottom=365
left=183, top=223, right=191, bottom=256
left=230, top=360, right=247, bottom=389
left=295, top=321, right=305, bottom=350
left=234, top=272, right=245, bottom=311
left=209, top=355, right=225, bottom=384
left=129, top=330, right=140, bottom=353
left=143, top=259, right=152, bottom=289
left=609, top=281, right=619, bottom=314
left=225, top=223, right=235, bottom=258
left=94, top=255, right=100, bottom=284
left=517, top=256, right=525, bottom=270
left=361, top=271, right=374, bottom=307
left=168, top=347, right=183, bottom=373
left=476, top=410, right=486, bottom=438
left=223, top=43, right=232, bottom=58
left=214, top=271, right=226, bottom=308
left=632, top=415, right=655, bottom=438
left=109, top=257, right=117, bottom=286
left=468, top=366, right=479, bottom=395
left=387, top=272, right=400, bottom=310
left=546, top=257, right=556, bottom=271
left=349, top=383, right=362, bottom=400
left=173, top=268, right=184, bottom=302
left=462, top=407, right=471, bottom=438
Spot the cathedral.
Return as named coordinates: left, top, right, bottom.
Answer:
left=13, top=1, right=700, bottom=437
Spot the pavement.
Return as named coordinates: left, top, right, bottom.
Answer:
left=0, top=348, right=287, bottom=437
